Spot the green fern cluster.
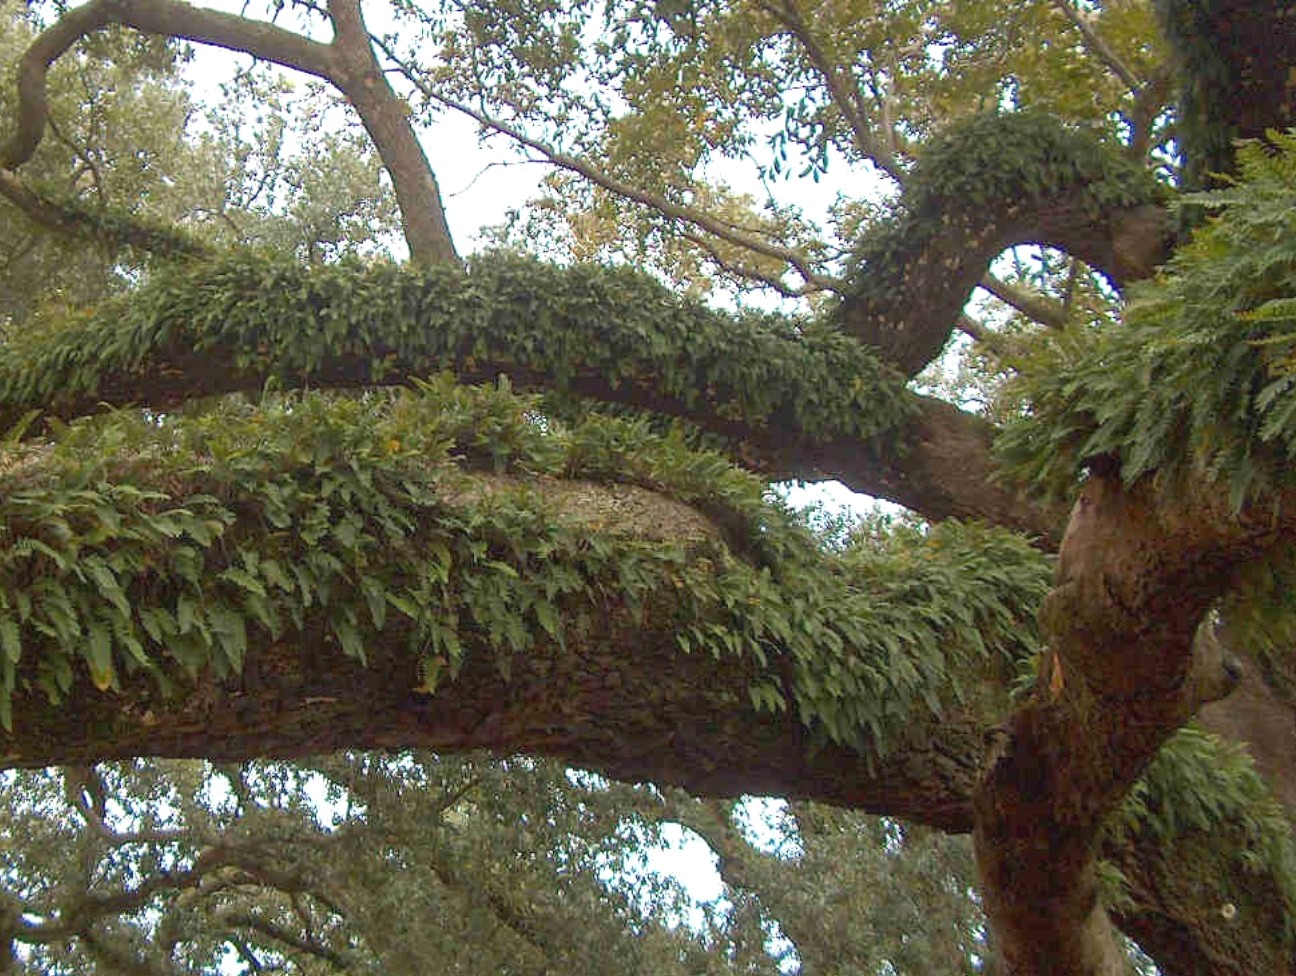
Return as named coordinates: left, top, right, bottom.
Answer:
left=1105, top=725, right=1296, bottom=938
left=0, top=249, right=913, bottom=447
left=0, top=382, right=1048, bottom=753
left=997, top=132, right=1296, bottom=508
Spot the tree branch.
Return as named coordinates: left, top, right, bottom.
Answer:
left=1049, top=0, right=1144, bottom=95
left=0, top=0, right=457, bottom=264
left=0, top=165, right=210, bottom=257
left=0, top=254, right=1066, bottom=540
left=219, top=913, right=354, bottom=970
left=839, top=111, right=1170, bottom=376
left=678, top=229, right=827, bottom=297
left=325, top=0, right=458, bottom=265
left=976, top=477, right=1296, bottom=974
left=978, top=274, right=1069, bottom=330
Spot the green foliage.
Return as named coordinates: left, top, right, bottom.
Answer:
left=998, top=132, right=1296, bottom=507
left=1105, top=725, right=1296, bottom=936
left=0, top=382, right=1046, bottom=756
left=0, top=755, right=782, bottom=974
left=0, top=249, right=913, bottom=446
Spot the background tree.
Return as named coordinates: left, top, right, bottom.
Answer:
left=0, top=1, right=1294, bottom=974
left=1, top=750, right=1004, bottom=975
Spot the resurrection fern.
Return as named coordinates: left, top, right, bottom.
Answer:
left=997, top=132, right=1296, bottom=507
left=0, top=250, right=913, bottom=447
left=844, top=111, right=1160, bottom=311
left=0, top=383, right=1048, bottom=754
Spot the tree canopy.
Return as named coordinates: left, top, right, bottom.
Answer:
left=1, top=0, right=1295, bottom=973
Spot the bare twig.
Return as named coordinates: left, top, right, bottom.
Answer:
left=977, top=273, right=1069, bottom=330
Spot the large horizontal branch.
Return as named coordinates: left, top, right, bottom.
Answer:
left=0, top=252, right=1065, bottom=540
left=0, top=426, right=1284, bottom=972
left=0, top=448, right=990, bottom=830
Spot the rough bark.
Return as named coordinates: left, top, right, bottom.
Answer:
left=0, top=313, right=1069, bottom=545
left=0, top=471, right=984, bottom=831
left=974, top=475, right=1294, bottom=975
left=326, top=0, right=458, bottom=265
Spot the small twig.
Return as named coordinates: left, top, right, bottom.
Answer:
left=978, top=273, right=1068, bottom=330
left=1050, top=0, right=1143, bottom=95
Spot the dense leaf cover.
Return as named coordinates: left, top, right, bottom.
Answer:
left=0, top=379, right=1046, bottom=754
left=0, top=251, right=912, bottom=443
left=845, top=110, right=1161, bottom=308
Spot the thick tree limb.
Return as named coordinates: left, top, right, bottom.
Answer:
left=841, top=197, right=1169, bottom=377
left=326, top=0, right=457, bottom=265
left=0, top=0, right=456, bottom=265
left=0, top=470, right=983, bottom=831
left=1107, top=815, right=1296, bottom=976
left=0, top=264, right=1065, bottom=541
left=1200, top=648, right=1296, bottom=822
left=974, top=477, right=1296, bottom=975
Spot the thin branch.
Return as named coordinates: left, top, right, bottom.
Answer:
left=1, top=0, right=334, bottom=170
left=956, top=313, right=986, bottom=342
left=220, top=913, right=353, bottom=970
left=756, top=0, right=907, bottom=182
left=977, top=274, right=1068, bottom=330
left=1050, top=0, right=1143, bottom=95
left=680, top=229, right=826, bottom=298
